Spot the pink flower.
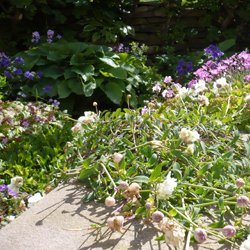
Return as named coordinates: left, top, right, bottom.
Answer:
left=164, top=76, right=172, bottom=84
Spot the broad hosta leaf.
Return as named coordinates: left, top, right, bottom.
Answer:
left=99, top=57, right=118, bottom=68
left=67, top=42, right=88, bottom=55
left=43, top=65, right=63, bottom=79
left=68, top=79, right=84, bottom=94
left=22, top=55, right=40, bottom=71
left=83, top=25, right=96, bottom=32
left=58, top=80, right=72, bottom=98
left=100, top=67, right=127, bottom=79
left=218, top=39, right=236, bottom=52
left=72, top=65, right=95, bottom=82
left=84, top=80, right=96, bottom=96
left=103, top=82, right=123, bottom=104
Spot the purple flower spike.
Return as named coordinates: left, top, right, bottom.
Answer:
left=0, top=184, right=8, bottom=191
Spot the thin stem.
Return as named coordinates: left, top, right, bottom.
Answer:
left=185, top=226, right=193, bottom=250
left=100, top=163, right=116, bottom=189
left=182, top=183, right=233, bottom=195
left=111, top=198, right=130, bottom=215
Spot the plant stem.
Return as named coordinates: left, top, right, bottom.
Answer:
left=100, top=163, right=116, bottom=188
left=185, top=226, right=193, bottom=250
left=182, top=183, right=232, bottom=195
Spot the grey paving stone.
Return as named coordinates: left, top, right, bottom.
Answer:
left=0, top=178, right=242, bottom=250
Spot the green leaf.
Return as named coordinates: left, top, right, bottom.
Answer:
left=92, top=32, right=100, bottom=41
left=132, top=176, right=149, bottom=184
left=218, top=39, right=236, bottom=52
left=82, top=191, right=95, bottom=203
left=68, top=79, right=84, bottom=94
left=79, top=167, right=96, bottom=179
left=84, top=25, right=96, bottom=32
left=68, top=42, right=88, bottom=55
left=43, top=65, right=63, bottom=79
left=73, top=65, right=95, bottom=82
left=155, top=235, right=165, bottom=241
left=84, top=80, right=96, bottom=97
left=122, top=138, right=134, bottom=146
left=200, top=141, right=207, bottom=155
left=229, top=130, right=239, bottom=145
left=244, top=142, right=250, bottom=158
left=169, top=209, right=177, bottom=216
left=22, top=55, right=40, bottom=71
left=208, top=221, right=226, bottom=228
left=103, top=82, right=123, bottom=104
left=58, top=80, right=72, bottom=98
left=218, top=197, right=225, bottom=210
left=149, top=164, right=162, bottom=182
left=99, top=57, right=118, bottom=68
left=100, top=67, right=127, bottom=79
left=198, top=163, right=213, bottom=176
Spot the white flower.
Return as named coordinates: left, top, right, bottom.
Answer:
left=245, top=95, right=250, bottom=103
left=176, top=87, right=190, bottom=98
left=7, top=176, right=23, bottom=194
left=198, top=95, right=209, bottom=106
left=213, top=77, right=231, bottom=94
left=240, top=235, right=250, bottom=250
left=179, top=128, right=200, bottom=144
left=71, top=111, right=98, bottom=133
left=184, top=144, right=194, bottom=155
left=194, top=80, right=207, bottom=94
left=28, top=192, right=45, bottom=208
left=159, top=217, right=185, bottom=248
left=156, top=172, right=177, bottom=200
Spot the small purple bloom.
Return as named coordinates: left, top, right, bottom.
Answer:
left=53, top=100, right=60, bottom=108
left=177, top=60, right=186, bottom=66
left=8, top=188, right=18, bottom=196
left=36, top=71, right=43, bottom=78
left=164, top=76, right=172, bottom=84
left=188, top=80, right=197, bottom=88
left=56, top=34, right=62, bottom=39
left=14, top=57, right=24, bottom=64
left=162, top=89, right=173, bottom=98
left=21, top=94, right=27, bottom=98
left=32, top=31, right=40, bottom=43
left=13, top=69, right=23, bottom=75
left=49, top=98, right=53, bottom=102
left=22, top=120, right=30, bottom=128
left=44, top=86, right=52, bottom=92
left=47, top=39, right=53, bottom=44
left=141, top=106, right=149, bottom=115
left=2, top=138, right=8, bottom=144
left=186, top=66, right=193, bottom=72
left=245, top=75, right=250, bottom=81
left=0, top=184, right=8, bottom=191
left=24, top=71, right=34, bottom=79
left=47, top=30, right=54, bottom=36
left=1, top=59, right=11, bottom=67
left=4, top=71, right=10, bottom=77
left=152, top=82, right=161, bottom=93
left=35, top=116, right=40, bottom=121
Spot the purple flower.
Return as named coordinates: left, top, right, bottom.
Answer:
left=47, top=39, right=53, bottom=44
left=53, top=100, right=60, bottom=108
left=0, top=184, right=8, bottom=191
left=141, top=106, right=149, bottom=115
left=4, top=71, right=11, bottom=77
left=245, top=75, right=250, bottom=82
left=22, top=120, right=30, bottom=128
left=176, top=65, right=185, bottom=75
left=13, top=69, right=23, bottom=75
left=49, top=98, right=53, bottom=102
left=204, top=45, right=217, bottom=55
left=36, top=71, right=43, bottom=78
left=44, top=86, right=52, bottom=92
left=24, top=71, right=34, bottom=79
left=188, top=80, right=197, bottom=88
left=2, top=138, right=8, bottom=144
left=8, top=189, right=17, bottom=196
left=1, top=59, right=11, bottom=67
left=35, top=116, right=40, bottom=121
left=21, top=94, right=27, bottom=98
left=162, top=89, right=173, bottom=98
left=56, top=34, right=62, bottom=39
left=32, top=31, right=40, bottom=43
left=47, top=30, right=54, bottom=37
left=14, top=57, right=24, bottom=64
left=164, top=76, right=172, bottom=84
left=177, top=60, right=186, bottom=66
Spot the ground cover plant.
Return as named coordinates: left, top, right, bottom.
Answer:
left=65, top=46, right=250, bottom=249
left=0, top=99, right=73, bottom=227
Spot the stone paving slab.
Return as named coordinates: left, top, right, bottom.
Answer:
left=0, top=178, right=241, bottom=250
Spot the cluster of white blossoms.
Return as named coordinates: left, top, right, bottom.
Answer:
left=240, top=235, right=250, bottom=250
left=198, top=95, right=209, bottom=106
left=159, top=217, right=185, bottom=248
left=8, top=176, right=23, bottom=194
left=213, top=77, right=232, bottom=94
left=71, top=111, right=98, bottom=133
left=179, top=128, right=200, bottom=144
left=156, top=172, right=177, bottom=200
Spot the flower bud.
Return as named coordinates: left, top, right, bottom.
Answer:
left=236, top=178, right=245, bottom=188
left=152, top=211, right=164, bottom=223
left=118, top=181, right=129, bottom=191
left=16, top=177, right=23, bottom=182
left=93, top=102, right=97, bottom=107
left=113, top=153, right=123, bottom=163
left=216, top=83, right=222, bottom=88
left=105, top=197, right=116, bottom=207
left=194, top=228, right=207, bottom=243
left=107, top=216, right=124, bottom=233
left=243, top=92, right=247, bottom=97
left=143, top=218, right=151, bottom=225
left=145, top=202, right=152, bottom=210
left=237, top=196, right=249, bottom=208
left=148, top=102, right=155, bottom=108
left=222, top=225, right=236, bottom=238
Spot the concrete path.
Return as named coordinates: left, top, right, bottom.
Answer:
left=0, top=178, right=240, bottom=250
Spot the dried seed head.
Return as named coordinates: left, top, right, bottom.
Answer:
left=105, top=197, right=116, bottom=207
left=107, top=216, right=124, bottom=233
left=194, top=228, right=207, bottom=243
left=122, top=183, right=141, bottom=199
left=152, top=211, right=164, bottom=223
left=118, top=181, right=129, bottom=191
left=127, top=94, right=131, bottom=99
left=222, top=225, right=236, bottom=238
left=237, top=195, right=249, bottom=208
left=145, top=202, right=152, bottom=210
left=113, top=153, right=123, bottom=163
left=15, top=177, right=23, bottom=182
left=45, top=185, right=54, bottom=194
left=236, top=178, right=245, bottom=188
left=93, top=102, right=97, bottom=107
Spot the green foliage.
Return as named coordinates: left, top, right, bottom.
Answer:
left=11, top=41, right=162, bottom=114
